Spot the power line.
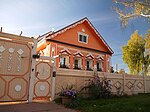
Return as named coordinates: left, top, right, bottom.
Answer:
left=112, top=54, right=122, bottom=56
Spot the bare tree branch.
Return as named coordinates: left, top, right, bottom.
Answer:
left=113, top=0, right=150, bottom=27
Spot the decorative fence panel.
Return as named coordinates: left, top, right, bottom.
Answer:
left=33, top=61, right=52, bottom=101
left=0, top=37, right=33, bottom=102
left=55, top=68, right=150, bottom=95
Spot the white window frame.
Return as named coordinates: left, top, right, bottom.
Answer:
left=60, top=56, right=66, bottom=66
left=74, top=58, right=82, bottom=69
left=97, top=61, right=102, bottom=71
left=86, top=59, right=93, bottom=70
left=78, top=32, right=88, bottom=44
left=60, top=55, right=69, bottom=68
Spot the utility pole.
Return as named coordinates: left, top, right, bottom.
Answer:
left=116, top=64, right=118, bottom=72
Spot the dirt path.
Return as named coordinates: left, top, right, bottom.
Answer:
left=0, top=102, right=77, bottom=112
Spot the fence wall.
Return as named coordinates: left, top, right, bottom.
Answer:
left=55, top=68, right=150, bottom=95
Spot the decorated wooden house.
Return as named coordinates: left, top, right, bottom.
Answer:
left=37, top=17, right=113, bottom=72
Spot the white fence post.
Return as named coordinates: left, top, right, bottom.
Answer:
left=51, top=59, right=56, bottom=101
left=28, top=39, right=37, bottom=102
left=143, top=74, right=146, bottom=93
left=123, top=72, right=125, bottom=94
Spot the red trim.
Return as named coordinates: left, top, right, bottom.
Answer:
left=0, top=76, right=7, bottom=99
left=97, top=57, right=104, bottom=62
left=86, top=54, right=94, bottom=59
left=34, top=80, right=51, bottom=97
left=74, top=53, right=83, bottom=57
left=60, top=49, right=71, bottom=55
left=7, top=77, right=28, bottom=101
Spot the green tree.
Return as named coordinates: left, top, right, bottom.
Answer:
left=122, top=31, right=145, bottom=74
left=143, top=30, right=150, bottom=74
left=113, top=0, right=150, bottom=27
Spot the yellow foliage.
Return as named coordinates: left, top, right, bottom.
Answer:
left=145, top=30, right=150, bottom=49
left=118, top=69, right=124, bottom=74
left=122, top=30, right=145, bottom=75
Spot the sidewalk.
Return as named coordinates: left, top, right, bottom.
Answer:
left=0, top=102, right=77, bottom=112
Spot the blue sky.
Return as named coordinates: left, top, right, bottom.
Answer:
left=0, top=0, right=149, bottom=73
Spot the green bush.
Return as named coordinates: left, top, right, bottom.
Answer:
left=54, top=97, right=62, bottom=104
left=81, top=74, right=112, bottom=99
left=65, top=97, right=81, bottom=108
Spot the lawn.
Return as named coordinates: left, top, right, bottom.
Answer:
left=75, top=94, right=150, bottom=112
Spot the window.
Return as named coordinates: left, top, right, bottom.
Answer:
left=74, top=59, right=78, bottom=68
left=74, top=58, right=82, bottom=70
left=60, top=55, right=70, bottom=69
left=83, top=36, right=87, bottom=42
left=97, top=62, right=102, bottom=71
left=87, top=61, right=90, bottom=69
left=78, top=32, right=88, bottom=44
left=86, top=60, right=93, bottom=71
left=79, top=34, right=87, bottom=43
left=79, top=35, right=82, bottom=41
left=60, top=57, right=66, bottom=66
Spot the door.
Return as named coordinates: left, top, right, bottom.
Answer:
left=33, top=62, right=52, bottom=101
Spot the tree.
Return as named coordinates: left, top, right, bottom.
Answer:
left=122, top=30, right=145, bottom=74
left=145, top=29, right=150, bottom=49
left=118, top=69, right=125, bottom=74
left=113, top=0, right=150, bottom=27
left=143, top=30, right=150, bottom=74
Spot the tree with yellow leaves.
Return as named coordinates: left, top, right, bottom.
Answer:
left=113, top=0, right=150, bottom=27
left=143, top=29, right=150, bottom=73
left=145, top=29, right=150, bottom=49
left=118, top=69, right=125, bottom=74
left=122, top=30, right=145, bottom=75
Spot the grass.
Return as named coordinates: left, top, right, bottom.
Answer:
left=74, top=94, right=150, bottom=112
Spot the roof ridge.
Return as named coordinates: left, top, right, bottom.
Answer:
left=37, top=31, right=52, bottom=41
left=46, top=17, right=88, bottom=39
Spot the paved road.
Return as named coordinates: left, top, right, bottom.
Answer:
left=0, top=102, right=77, bottom=112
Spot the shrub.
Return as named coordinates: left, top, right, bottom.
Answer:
left=65, top=97, right=82, bottom=108
left=81, top=74, right=112, bottom=99
left=54, top=97, right=62, bottom=104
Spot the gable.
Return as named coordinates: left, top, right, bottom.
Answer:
left=46, top=18, right=113, bottom=54
left=60, top=48, right=71, bottom=55
left=74, top=51, right=84, bottom=57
